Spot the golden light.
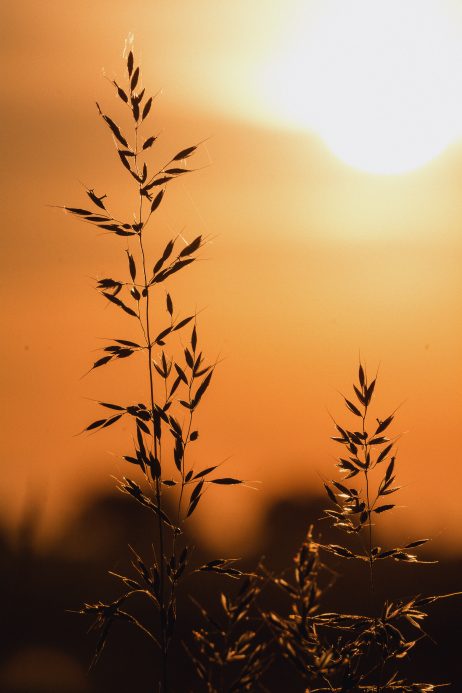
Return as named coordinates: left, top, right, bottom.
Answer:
left=261, top=0, right=462, bottom=174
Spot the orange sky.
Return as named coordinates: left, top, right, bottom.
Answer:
left=2, top=1, right=462, bottom=555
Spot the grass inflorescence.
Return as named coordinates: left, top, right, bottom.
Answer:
left=64, top=45, right=246, bottom=692
left=188, top=364, right=460, bottom=691
left=64, top=45, right=460, bottom=692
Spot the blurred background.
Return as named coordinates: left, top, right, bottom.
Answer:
left=2, top=0, right=462, bottom=689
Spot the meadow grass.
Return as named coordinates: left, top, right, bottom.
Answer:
left=189, top=364, right=460, bottom=691
left=63, top=45, right=246, bottom=691
left=64, top=47, right=460, bottom=692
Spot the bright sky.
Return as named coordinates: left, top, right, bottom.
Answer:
left=2, top=0, right=462, bottom=554
left=260, top=0, right=462, bottom=173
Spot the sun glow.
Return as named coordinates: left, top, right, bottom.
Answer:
left=261, top=0, right=462, bottom=174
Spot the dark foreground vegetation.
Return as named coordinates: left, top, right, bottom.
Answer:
left=1, top=492, right=461, bottom=692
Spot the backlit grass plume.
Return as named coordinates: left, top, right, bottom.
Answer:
left=307, top=364, right=461, bottom=691
left=190, top=366, right=460, bottom=691
left=63, top=46, right=245, bottom=692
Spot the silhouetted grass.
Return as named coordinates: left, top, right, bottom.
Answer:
left=63, top=45, right=460, bottom=692
left=63, top=42, right=246, bottom=692
left=274, top=365, right=461, bottom=690
left=189, top=364, right=460, bottom=691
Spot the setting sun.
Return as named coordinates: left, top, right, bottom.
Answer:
left=261, top=0, right=462, bottom=174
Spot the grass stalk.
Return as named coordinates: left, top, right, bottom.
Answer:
left=64, top=43, right=247, bottom=690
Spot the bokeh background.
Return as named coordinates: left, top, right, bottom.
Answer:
left=2, top=1, right=462, bottom=690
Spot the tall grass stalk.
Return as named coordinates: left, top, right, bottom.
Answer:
left=273, top=364, right=461, bottom=690
left=63, top=46, right=245, bottom=692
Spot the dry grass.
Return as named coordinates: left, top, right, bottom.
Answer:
left=189, top=364, right=460, bottom=691
left=63, top=46, right=245, bottom=691
left=64, top=47, right=460, bottom=692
